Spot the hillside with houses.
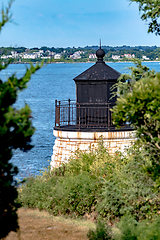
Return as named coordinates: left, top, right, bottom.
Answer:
left=0, top=45, right=160, bottom=63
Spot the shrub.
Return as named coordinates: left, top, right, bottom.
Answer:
left=20, top=172, right=100, bottom=217
left=87, top=216, right=160, bottom=240
left=64, top=150, right=95, bottom=176
left=115, top=215, right=160, bottom=240
left=64, top=138, right=122, bottom=178
left=52, top=173, right=100, bottom=216
left=112, top=61, right=160, bottom=177
left=20, top=176, right=58, bottom=211
left=87, top=221, right=112, bottom=240
left=20, top=140, right=160, bottom=225
left=97, top=144, right=160, bottom=221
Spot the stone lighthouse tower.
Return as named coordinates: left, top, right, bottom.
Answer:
left=51, top=46, right=133, bottom=168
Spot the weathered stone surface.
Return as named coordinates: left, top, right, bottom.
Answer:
left=51, top=130, right=135, bottom=169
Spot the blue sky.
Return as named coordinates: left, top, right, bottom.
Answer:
left=0, top=0, right=159, bottom=48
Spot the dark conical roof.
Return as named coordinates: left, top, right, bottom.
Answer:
left=73, top=47, right=121, bottom=81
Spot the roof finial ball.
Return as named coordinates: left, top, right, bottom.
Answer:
left=96, top=39, right=105, bottom=62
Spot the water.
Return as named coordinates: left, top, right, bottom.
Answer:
left=1, top=61, right=160, bottom=179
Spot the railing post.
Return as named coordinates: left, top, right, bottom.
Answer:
left=78, top=104, right=81, bottom=128
left=108, top=103, right=110, bottom=129
left=55, top=100, right=61, bottom=127
left=58, top=101, right=61, bottom=126
left=68, top=98, right=70, bottom=125
left=55, top=100, right=57, bottom=126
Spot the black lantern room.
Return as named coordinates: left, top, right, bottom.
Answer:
left=54, top=47, right=125, bottom=131
left=74, top=47, right=121, bottom=105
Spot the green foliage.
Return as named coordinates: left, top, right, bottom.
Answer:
left=52, top=174, right=99, bottom=216
left=112, top=61, right=160, bottom=176
left=129, top=0, right=160, bottom=35
left=87, top=221, right=112, bottom=240
left=115, top=215, right=138, bottom=240
left=19, top=176, right=58, bottom=211
left=20, top=140, right=160, bottom=224
left=19, top=139, right=160, bottom=240
left=63, top=138, right=121, bottom=178
left=115, top=215, right=160, bottom=240
left=0, top=63, right=43, bottom=238
left=20, top=172, right=99, bottom=217
left=63, top=150, right=96, bottom=176
left=98, top=144, right=159, bottom=221
left=87, top=215, right=160, bottom=240
left=20, top=140, right=116, bottom=217
left=0, top=1, right=43, bottom=238
left=0, top=0, right=14, bottom=31
left=19, top=140, right=113, bottom=216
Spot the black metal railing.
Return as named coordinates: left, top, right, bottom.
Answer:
left=55, top=99, right=130, bottom=131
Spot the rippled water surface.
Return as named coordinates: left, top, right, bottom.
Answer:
left=1, top=62, right=160, bottom=179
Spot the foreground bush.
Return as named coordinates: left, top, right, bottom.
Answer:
left=20, top=172, right=101, bottom=217
left=88, top=216, right=160, bottom=240
left=116, top=215, right=160, bottom=240
left=19, top=139, right=109, bottom=216
left=19, top=140, right=160, bottom=224
left=98, top=145, right=160, bottom=221
left=112, top=61, right=160, bottom=178
left=87, top=221, right=112, bottom=240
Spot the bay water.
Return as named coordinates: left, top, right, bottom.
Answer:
left=1, top=61, right=160, bottom=180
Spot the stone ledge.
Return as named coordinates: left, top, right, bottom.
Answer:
left=53, top=129, right=135, bottom=140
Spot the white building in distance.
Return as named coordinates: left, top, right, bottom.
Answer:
left=89, top=53, right=96, bottom=59
left=142, top=55, right=150, bottom=60
left=122, top=54, right=135, bottom=58
left=112, top=55, right=121, bottom=60
left=70, top=51, right=82, bottom=59
left=54, top=53, right=62, bottom=59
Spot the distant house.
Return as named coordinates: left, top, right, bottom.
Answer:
left=23, top=53, right=36, bottom=59
left=11, top=51, right=19, bottom=58
left=89, top=54, right=96, bottom=59
left=49, top=52, right=56, bottom=56
left=1, top=51, right=19, bottom=59
left=70, top=51, right=81, bottom=59
left=112, top=55, right=121, bottom=60
left=122, top=54, right=135, bottom=59
left=41, top=56, right=51, bottom=59
left=142, top=55, right=150, bottom=60
left=1, top=55, right=11, bottom=59
left=54, top=53, right=61, bottom=59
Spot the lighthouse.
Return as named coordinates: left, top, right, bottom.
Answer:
left=51, top=46, right=133, bottom=168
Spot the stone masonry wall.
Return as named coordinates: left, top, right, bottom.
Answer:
left=50, top=130, right=135, bottom=169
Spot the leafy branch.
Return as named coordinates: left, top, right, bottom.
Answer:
left=0, top=0, right=14, bottom=32
left=130, top=0, right=160, bottom=35
left=112, top=61, right=160, bottom=172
